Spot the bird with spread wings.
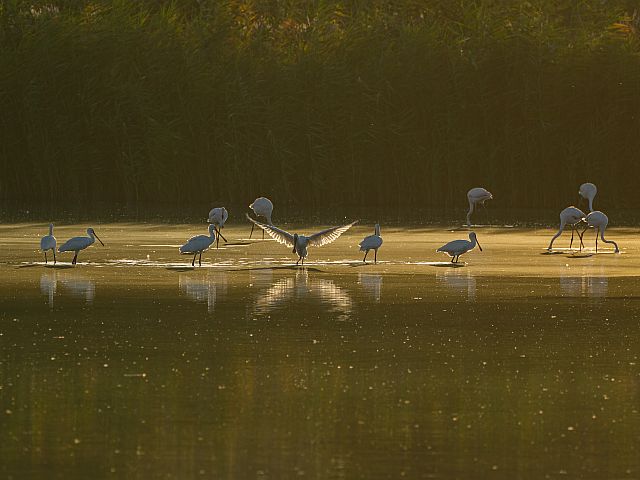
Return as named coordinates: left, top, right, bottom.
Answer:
left=246, top=214, right=357, bottom=265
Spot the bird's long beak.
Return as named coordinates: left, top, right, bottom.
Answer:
left=476, top=238, right=482, bottom=252
left=94, top=233, right=105, bottom=246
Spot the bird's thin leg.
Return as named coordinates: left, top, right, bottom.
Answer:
left=374, top=249, right=377, bottom=264
left=249, top=223, right=255, bottom=239
left=216, top=231, right=220, bottom=249
left=44, top=252, right=48, bottom=264
left=262, top=229, right=264, bottom=240
left=570, top=227, right=574, bottom=249
left=451, top=256, right=455, bottom=264
left=72, top=252, right=78, bottom=265
left=578, top=226, right=588, bottom=251
left=596, top=228, right=599, bottom=252
left=199, top=252, right=202, bottom=266
left=216, top=227, right=228, bottom=243
left=53, top=250, right=56, bottom=264
left=296, top=257, right=300, bottom=266
left=301, top=257, right=304, bottom=266
left=192, top=254, right=196, bottom=267
left=363, top=250, right=368, bottom=263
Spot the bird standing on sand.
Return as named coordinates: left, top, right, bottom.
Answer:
left=249, top=197, right=273, bottom=239
left=437, top=232, right=483, bottom=263
left=359, top=224, right=383, bottom=263
left=208, top=207, right=228, bottom=248
left=58, top=228, right=105, bottom=265
left=180, top=224, right=217, bottom=266
left=246, top=214, right=357, bottom=265
left=466, top=188, right=493, bottom=226
left=40, top=223, right=57, bottom=264
left=547, top=206, right=586, bottom=251
left=579, top=211, right=619, bottom=253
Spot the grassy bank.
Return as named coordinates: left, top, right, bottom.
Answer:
left=1, top=1, right=639, bottom=211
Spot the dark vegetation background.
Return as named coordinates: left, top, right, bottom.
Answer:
left=1, top=0, right=639, bottom=214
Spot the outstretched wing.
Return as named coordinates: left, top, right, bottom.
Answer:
left=245, top=213, right=295, bottom=247
left=308, top=220, right=358, bottom=248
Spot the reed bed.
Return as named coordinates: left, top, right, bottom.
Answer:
left=1, top=1, right=639, bottom=212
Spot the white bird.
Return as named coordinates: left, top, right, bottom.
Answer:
left=207, top=207, right=228, bottom=248
left=579, top=211, right=619, bottom=253
left=58, top=228, right=105, bottom=265
left=578, top=182, right=597, bottom=212
left=40, top=223, right=57, bottom=264
left=179, top=224, right=217, bottom=266
left=246, top=214, right=357, bottom=265
left=249, top=197, right=274, bottom=239
left=466, top=187, right=493, bottom=226
left=359, top=224, right=383, bottom=263
left=437, top=232, right=483, bottom=263
left=547, top=206, right=586, bottom=251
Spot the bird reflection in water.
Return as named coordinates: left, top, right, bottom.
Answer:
left=436, top=268, right=477, bottom=301
left=40, top=271, right=96, bottom=305
left=179, top=271, right=228, bottom=312
left=254, top=269, right=352, bottom=320
left=559, top=272, right=608, bottom=298
left=40, top=270, right=57, bottom=308
left=358, top=273, right=382, bottom=302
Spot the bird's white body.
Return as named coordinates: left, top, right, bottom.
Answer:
left=466, top=187, right=493, bottom=225
left=250, top=197, right=273, bottom=225
left=208, top=207, right=228, bottom=227
left=579, top=183, right=597, bottom=212
left=40, top=223, right=57, bottom=263
left=437, top=232, right=482, bottom=263
left=208, top=207, right=229, bottom=248
left=547, top=206, right=586, bottom=251
left=246, top=214, right=357, bottom=265
left=581, top=211, right=619, bottom=253
left=180, top=224, right=217, bottom=266
left=359, top=224, right=383, bottom=263
left=249, top=197, right=274, bottom=239
left=58, top=228, right=104, bottom=264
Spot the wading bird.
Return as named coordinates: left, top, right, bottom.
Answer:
left=180, top=224, right=217, bottom=266
left=437, top=232, right=482, bottom=263
left=58, top=228, right=105, bottom=265
left=246, top=214, right=357, bottom=265
left=579, top=211, right=619, bottom=253
left=208, top=207, right=228, bottom=249
left=249, top=197, right=273, bottom=239
left=578, top=182, right=597, bottom=212
left=547, top=206, right=586, bottom=251
left=40, top=223, right=57, bottom=264
left=359, top=224, right=383, bottom=263
left=466, top=187, right=493, bottom=226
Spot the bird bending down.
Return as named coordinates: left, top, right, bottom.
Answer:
left=359, top=224, right=383, bottom=263
left=249, top=197, right=274, bottom=239
left=245, top=214, right=357, bottom=265
left=180, top=224, right=217, bottom=266
left=579, top=211, right=619, bottom=253
left=547, top=206, right=586, bottom=251
left=466, top=187, right=493, bottom=226
left=58, top=228, right=105, bottom=265
left=437, top=232, right=482, bottom=263
left=578, top=183, right=597, bottom=212
left=208, top=207, right=228, bottom=248
left=40, top=223, right=57, bottom=264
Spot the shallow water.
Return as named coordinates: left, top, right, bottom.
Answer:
left=1, top=223, right=639, bottom=479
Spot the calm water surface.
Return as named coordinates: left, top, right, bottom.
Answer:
left=1, top=223, right=639, bottom=479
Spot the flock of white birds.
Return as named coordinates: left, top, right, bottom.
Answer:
left=38, top=183, right=618, bottom=267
